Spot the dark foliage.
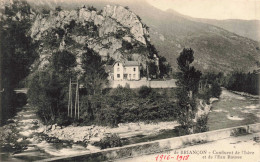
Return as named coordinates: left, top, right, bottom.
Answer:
left=148, top=62, right=158, bottom=78
left=158, top=56, right=171, bottom=78
left=87, top=6, right=97, bottom=11
left=0, top=0, right=38, bottom=125
left=27, top=70, right=69, bottom=124
left=225, top=71, right=259, bottom=95
left=51, top=51, right=76, bottom=72
left=79, top=87, right=177, bottom=127
left=122, top=40, right=133, bottom=50
left=175, top=48, right=202, bottom=134
left=138, top=86, right=152, bottom=98
left=96, top=134, right=122, bottom=149
left=81, top=46, right=108, bottom=95
left=194, top=114, right=209, bottom=133
left=198, top=72, right=223, bottom=102
left=211, top=82, right=222, bottom=98
left=27, top=50, right=76, bottom=124
left=14, top=93, right=27, bottom=108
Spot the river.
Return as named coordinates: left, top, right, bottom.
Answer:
left=208, top=89, right=260, bottom=131
left=0, top=89, right=259, bottom=161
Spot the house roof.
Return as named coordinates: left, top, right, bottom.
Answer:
left=124, top=61, right=139, bottom=67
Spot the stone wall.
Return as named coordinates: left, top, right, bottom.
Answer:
left=108, top=79, right=177, bottom=88
left=38, top=123, right=260, bottom=162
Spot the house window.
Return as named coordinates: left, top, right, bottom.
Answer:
left=133, top=74, right=136, bottom=78
left=117, top=68, right=120, bottom=72
left=129, top=74, right=131, bottom=78
left=117, top=74, right=120, bottom=78
left=133, top=68, right=136, bottom=71
left=123, top=74, right=127, bottom=79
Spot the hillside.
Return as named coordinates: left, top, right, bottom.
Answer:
left=10, top=0, right=260, bottom=73
left=132, top=6, right=260, bottom=72
left=192, top=19, right=260, bottom=42
left=29, top=5, right=160, bottom=73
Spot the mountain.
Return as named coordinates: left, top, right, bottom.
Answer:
left=16, top=0, right=260, bottom=73
left=29, top=4, right=158, bottom=72
left=191, top=18, right=260, bottom=42
left=126, top=3, right=260, bottom=72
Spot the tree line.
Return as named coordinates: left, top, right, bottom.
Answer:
left=0, top=1, right=38, bottom=125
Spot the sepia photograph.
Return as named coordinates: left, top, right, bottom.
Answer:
left=0, top=0, right=259, bottom=161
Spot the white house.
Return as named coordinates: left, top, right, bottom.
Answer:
left=113, top=61, right=140, bottom=81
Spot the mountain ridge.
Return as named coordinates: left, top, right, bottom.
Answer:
left=4, top=0, right=260, bottom=73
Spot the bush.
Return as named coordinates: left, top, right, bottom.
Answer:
left=87, top=6, right=97, bottom=11
left=122, top=40, right=133, bottom=50
left=230, top=127, right=248, bottom=137
left=194, top=114, right=209, bottom=133
left=198, top=88, right=211, bottom=104
left=56, top=113, right=73, bottom=126
left=78, top=88, right=177, bottom=127
left=211, top=82, right=221, bottom=98
left=98, top=134, right=122, bottom=149
left=138, top=86, right=152, bottom=98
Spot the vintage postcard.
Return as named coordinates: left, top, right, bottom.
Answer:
left=0, top=0, right=259, bottom=161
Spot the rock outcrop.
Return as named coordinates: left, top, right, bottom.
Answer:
left=30, top=5, right=154, bottom=70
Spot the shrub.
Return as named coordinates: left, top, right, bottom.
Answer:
left=98, top=134, right=122, bottom=149
left=230, top=127, right=248, bottom=137
left=194, top=114, right=209, bottom=133
left=87, top=6, right=97, bottom=11
left=211, top=82, right=221, bottom=98
left=78, top=88, right=177, bottom=127
left=56, top=113, right=73, bottom=126
left=138, top=86, right=152, bottom=98
left=198, top=88, right=211, bottom=104
left=122, top=40, right=133, bottom=50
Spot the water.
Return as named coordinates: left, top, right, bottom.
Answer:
left=208, top=89, right=260, bottom=131
left=0, top=105, right=91, bottom=161
left=0, top=89, right=259, bottom=161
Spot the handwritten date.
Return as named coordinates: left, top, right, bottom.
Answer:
left=155, top=154, right=189, bottom=161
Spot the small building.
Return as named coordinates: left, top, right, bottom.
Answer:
left=113, top=61, right=140, bottom=81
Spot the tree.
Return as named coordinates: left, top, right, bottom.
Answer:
left=0, top=0, right=38, bottom=124
left=158, top=56, right=171, bottom=78
left=81, top=47, right=108, bottom=95
left=175, top=48, right=202, bottom=134
left=51, top=50, right=76, bottom=72
left=148, top=62, right=157, bottom=79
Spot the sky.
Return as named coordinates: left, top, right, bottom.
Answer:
left=146, top=0, right=260, bottom=20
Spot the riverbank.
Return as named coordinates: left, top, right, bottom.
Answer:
left=196, top=97, right=219, bottom=119
left=228, top=89, right=259, bottom=99
left=44, top=121, right=179, bottom=145
left=44, top=97, right=218, bottom=149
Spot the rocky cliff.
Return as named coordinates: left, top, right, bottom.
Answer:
left=30, top=5, right=154, bottom=70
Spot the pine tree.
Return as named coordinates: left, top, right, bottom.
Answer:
left=175, top=48, right=201, bottom=134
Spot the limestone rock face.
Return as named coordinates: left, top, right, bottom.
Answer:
left=30, top=5, right=153, bottom=70
left=102, top=5, right=148, bottom=44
